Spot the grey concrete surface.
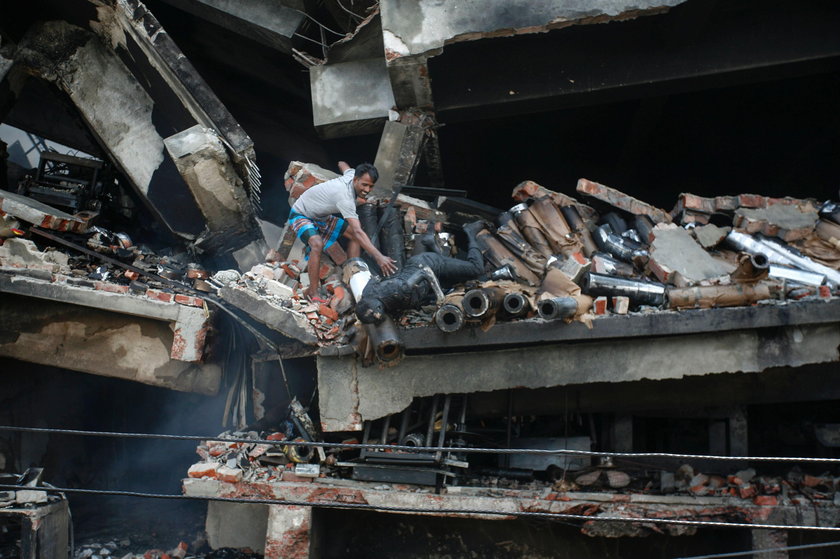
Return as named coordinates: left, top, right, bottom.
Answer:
left=318, top=323, right=840, bottom=431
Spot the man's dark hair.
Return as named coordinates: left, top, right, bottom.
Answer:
left=355, top=162, right=379, bottom=183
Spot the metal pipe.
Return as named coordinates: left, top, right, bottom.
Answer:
left=667, top=283, right=775, bottom=309
left=537, top=297, right=578, bottom=320
left=561, top=205, right=597, bottom=256
left=727, top=231, right=840, bottom=287
left=585, top=273, right=666, bottom=307
left=593, top=225, right=648, bottom=264
left=365, top=316, right=404, bottom=364
left=502, top=292, right=530, bottom=318
left=462, top=287, right=505, bottom=319
left=634, top=215, right=655, bottom=244
left=434, top=304, right=465, bottom=332
left=591, top=253, right=637, bottom=278
left=768, top=265, right=825, bottom=287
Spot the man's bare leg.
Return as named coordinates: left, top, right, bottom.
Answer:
left=307, top=234, right=324, bottom=299
left=344, top=231, right=361, bottom=259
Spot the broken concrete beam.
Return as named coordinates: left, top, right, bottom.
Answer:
left=165, top=125, right=267, bottom=268
left=311, top=58, right=396, bottom=139
left=667, top=283, right=775, bottom=309
left=0, top=238, right=69, bottom=273
left=372, top=116, right=429, bottom=199
left=673, top=193, right=716, bottom=216
left=0, top=189, right=96, bottom=233
left=648, top=225, right=735, bottom=286
left=157, top=0, right=304, bottom=54
left=218, top=285, right=318, bottom=346
left=733, top=202, right=819, bottom=241
left=577, top=178, right=672, bottom=223
left=284, top=161, right=339, bottom=204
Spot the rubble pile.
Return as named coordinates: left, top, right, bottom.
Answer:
left=74, top=540, right=207, bottom=559
left=271, top=165, right=840, bottom=361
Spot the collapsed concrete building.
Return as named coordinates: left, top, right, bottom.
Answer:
left=2, top=0, right=840, bottom=557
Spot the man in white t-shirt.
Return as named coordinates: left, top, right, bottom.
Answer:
left=289, top=161, right=397, bottom=300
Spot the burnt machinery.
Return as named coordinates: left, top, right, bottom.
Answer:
left=16, top=151, right=111, bottom=214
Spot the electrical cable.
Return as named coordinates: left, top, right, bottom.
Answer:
left=1, top=484, right=839, bottom=533
left=674, top=540, right=840, bottom=559
left=1, top=425, right=839, bottom=463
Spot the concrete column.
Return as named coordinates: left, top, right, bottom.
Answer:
left=264, top=504, right=313, bottom=559
left=751, top=529, right=788, bottom=559
left=371, top=116, right=428, bottom=198
left=612, top=415, right=633, bottom=452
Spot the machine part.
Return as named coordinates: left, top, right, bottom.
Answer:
left=497, top=211, right=515, bottom=227
left=502, top=292, right=530, bottom=318
left=365, top=315, right=404, bottom=364
left=358, top=203, right=380, bottom=251
left=529, top=197, right=576, bottom=254
left=537, top=297, right=578, bottom=320
left=727, top=231, right=840, bottom=287
left=819, top=201, right=840, bottom=225
left=593, top=225, right=648, bottom=264
left=490, top=265, right=516, bottom=281
left=401, top=433, right=426, bottom=447
left=510, top=203, right=529, bottom=215
left=380, top=204, right=406, bottom=269
left=462, top=287, right=505, bottom=319
left=667, top=282, right=775, bottom=309
left=591, top=252, right=637, bottom=278
left=435, top=304, right=465, bottom=332
left=768, top=265, right=825, bottom=286
left=603, top=212, right=628, bottom=235
left=285, top=438, right=314, bottom=463
left=475, top=229, right=541, bottom=287
left=634, top=215, right=655, bottom=244
left=515, top=206, right=554, bottom=257
left=560, top=205, right=598, bottom=256
left=585, top=273, right=666, bottom=307
left=621, top=229, right=642, bottom=244
left=17, top=152, right=108, bottom=213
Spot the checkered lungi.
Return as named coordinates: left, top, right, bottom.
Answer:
left=288, top=209, right=348, bottom=258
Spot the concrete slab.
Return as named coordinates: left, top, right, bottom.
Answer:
left=318, top=322, right=840, bottom=429
left=157, top=0, right=304, bottom=53
left=649, top=225, right=735, bottom=286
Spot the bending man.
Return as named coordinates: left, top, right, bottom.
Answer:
left=289, top=162, right=397, bottom=300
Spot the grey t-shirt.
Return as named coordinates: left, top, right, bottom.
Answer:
left=292, top=169, right=358, bottom=220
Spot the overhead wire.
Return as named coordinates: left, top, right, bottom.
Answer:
left=674, top=540, right=840, bottom=559
left=2, top=484, right=840, bottom=533
left=1, top=425, right=839, bottom=463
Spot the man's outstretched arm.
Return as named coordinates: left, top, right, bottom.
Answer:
left=347, top=217, right=397, bottom=275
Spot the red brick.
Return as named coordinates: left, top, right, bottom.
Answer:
left=738, top=484, right=757, bottom=499
left=174, top=294, right=204, bottom=307
left=593, top=296, right=608, bottom=315
left=95, top=281, right=130, bottom=294
left=125, top=270, right=140, bottom=281
left=738, top=194, right=767, bottom=208
left=753, top=495, right=778, bottom=506
left=318, top=304, right=338, bottom=322
left=146, top=289, right=174, bottom=303
left=819, top=285, right=831, bottom=298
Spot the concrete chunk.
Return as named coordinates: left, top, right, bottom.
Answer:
left=734, top=203, right=819, bottom=241
left=648, top=225, right=735, bottom=286
left=692, top=224, right=731, bottom=249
